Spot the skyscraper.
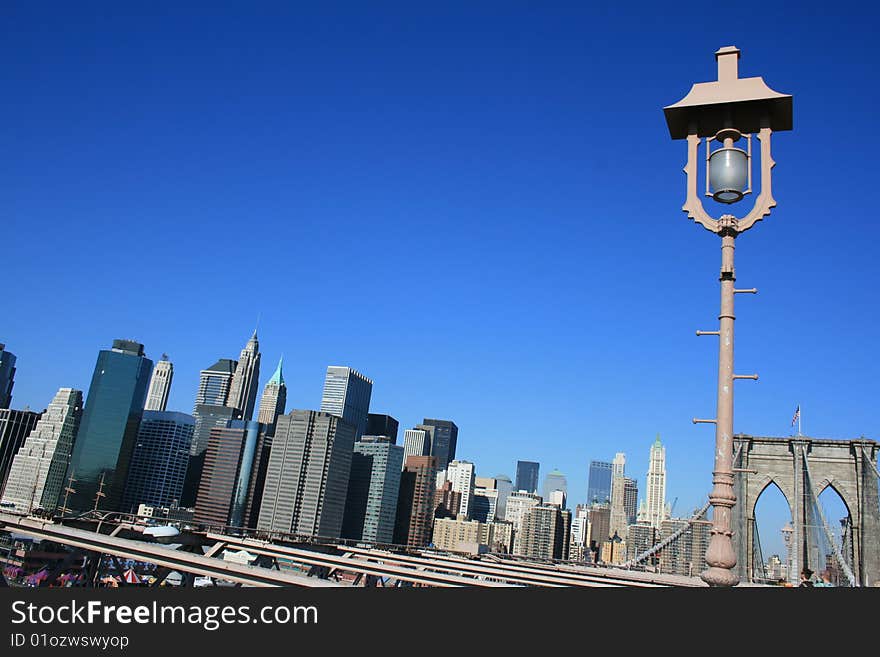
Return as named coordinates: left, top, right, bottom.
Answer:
left=63, top=340, right=153, bottom=513
left=542, top=469, right=568, bottom=503
left=366, top=414, right=399, bottom=444
left=421, top=418, right=458, bottom=471
left=393, top=455, right=438, bottom=549
left=587, top=460, right=613, bottom=505
left=144, top=356, right=173, bottom=412
left=193, top=420, right=272, bottom=530
left=0, top=344, right=16, bottom=409
left=257, top=357, right=287, bottom=431
left=342, top=435, right=404, bottom=543
left=1, top=388, right=82, bottom=513
left=515, top=460, right=540, bottom=494
left=644, top=435, right=667, bottom=529
left=319, top=366, right=372, bottom=439
left=402, top=428, right=431, bottom=466
left=515, top=505, right=571, bottom=560
left=182, top=404, right=236, bottom=507
left=624, top=476, right=639, bottom=525
left=122, top=411, right=194, bottom=513
left=226, top=331, right=261, bottom=421
left=257, top=410, right=356, bottom=539
left=445, top=460, right=476, bottom=518
left=609, top=453, right=628, bottom=539
left=506, top=490, right=542, bottom=551
left=194, top=358, right=237, bottom=408
left=0, top=409, right=42, bottom=495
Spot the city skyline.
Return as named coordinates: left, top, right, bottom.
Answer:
left=3, top=5, right=877, bottom=563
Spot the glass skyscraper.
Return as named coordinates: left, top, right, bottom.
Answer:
left=63, top=340, right=153, bottom=513
left=319, top=366, right=372, bottom=439
left=122, top=411, right=194, bottom=513
left=342, top=436, right=404, bottom=543
left=515, top=460, right=540, bottom=494
left=0, top=343, right=16, bottom=409
left=193, top=358, right=237, bottom=408
left=421, top=418, right=458, bottom=471
left=587, top=460, right=613, bottom=505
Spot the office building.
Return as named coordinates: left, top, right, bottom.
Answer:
left=472, top=485, right=498, bottom=523
left=366, top=414, right=399, bottom=444
left=609, top=453, right=628, bottom=539
left=144, top=356, right=173, bottom=412
left=257, top=357, right=287, bottom=430
left=445, top=460, right=475, bottom=519
left=319, top=366, right=372, bottom=439
left=506, top=490, right=542, bottom=551
left=431, top=518, right=512, bottom=554
left=182, top=404, right=237, bottom=507
left=421, top=419, right=458, bottom=471
left=587, top=460, right=613, bottom=505
left=548, top=489, right=566, bottom=509
left=0, top=408, right=42, bottom=495
left=480, top=474, right=513, bottom=520
left=258, top=410, right=355, bottom=539
left=1, top=388, right=82, bottom=513
left=515, top=460, right=540, bottom=495
left=434, top=481, right=462, bottom=520
left=226, top=331, right=261, bottom=421
left=402, top=428, right=431, bottom=466
left=644, top=435, right=667, bottom=529
left=515, top=504, right=571, bottom=560
left=0, top=344, right=16, bottom=409
left=625, top=522, right=660, bottom=567
left=342, top=435, right=404, bottom=544
left=122, top=411, right=194, bottom=512
left=542, top=469, right=567, bottom=504
left=193, top=420, right=272, bottom=530
left=588, top=503, right=611, bottom=550
left=624, top=477, right=638, bottom=525
left=194, top=358, right=237, bottom=408
left=393, top=455, right=438, bottom=549
left=63, top=340, right=153, bottom=513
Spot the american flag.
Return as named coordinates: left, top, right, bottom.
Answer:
left=791, top=405, right=800, bottom=427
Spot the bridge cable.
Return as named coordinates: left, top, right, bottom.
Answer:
left=800, top=444, right=857, bottom=587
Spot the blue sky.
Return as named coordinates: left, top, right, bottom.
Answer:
left=3, top=2, right=876, bottom=557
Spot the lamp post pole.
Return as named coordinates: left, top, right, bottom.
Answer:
left=664, top=46, right=792, bottom=586
left=703, top=222, right=739, bottom=587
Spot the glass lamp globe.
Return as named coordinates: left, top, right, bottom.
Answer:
left=708, top=147, right=748, bottom=203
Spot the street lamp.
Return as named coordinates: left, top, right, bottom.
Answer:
left=663, top=47, right=793, bottom=587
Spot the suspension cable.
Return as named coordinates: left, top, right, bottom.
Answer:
left=801, top=444, right=857, bottom=587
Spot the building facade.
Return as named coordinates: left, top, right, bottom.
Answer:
left=587, top=460, right=613, bottom=505
left=393, top=455, right=438, bottom=549
left=609, top=453, right=628, bottom=539
left=644, top=435, right=667, bottom=529
left=122, top=411, right=194, bottom=512
left=256, top=357, right=287, bottom=430
left=226, top=331, right=261, bottom=422
left=182, top=404, right=237, bottom=507
left=257, top=410, right=355, bottom=539
left=342, top=435, right=404, bottom=544
left=0, top=344, right=16, bottom=409
left=515, top=504, right=571, bottom=560
left=63, top=340, right=153, bottom=513
left=515, top=461, right=540, bottom=494
left=193, top=420, right=271, bottom=530
left=402, top=428, right=431, bottom=465
left=445, top=460, right=475, bottom=519
left=1, top=388, right=82, bottom=513
left=542, top=469, right=567, bottom=504
left=319, top=366, right=372, bottom=439
left=193, top=358, right=237, bottom=408
left=366, top=414, right=399, bottom=444
left=144, top=356, right=173, bottom=412
left=421, top=419, right=458, bottom=471
left=0, top=408, right=42, bottom=496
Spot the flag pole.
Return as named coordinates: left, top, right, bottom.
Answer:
left=798, top=404, right=802, bottom=437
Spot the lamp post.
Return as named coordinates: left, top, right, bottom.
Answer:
left=663, top=47, right=793, bottom=587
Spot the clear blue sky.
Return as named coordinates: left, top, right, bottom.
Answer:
left=3, top=2, right=876, bottom=557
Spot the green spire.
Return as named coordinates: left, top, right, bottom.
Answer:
left=654, top=433, right=662, bottom=447
left=267, top=356, right=284, bottom=386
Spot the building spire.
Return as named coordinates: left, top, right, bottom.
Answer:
left=267, top=356, right=284, bottom=386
